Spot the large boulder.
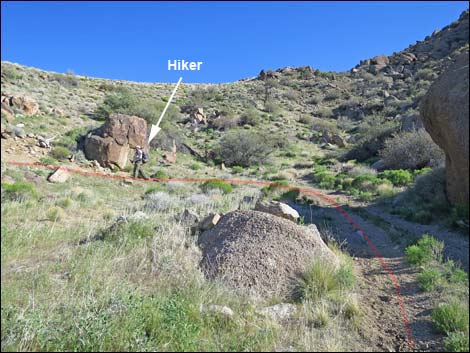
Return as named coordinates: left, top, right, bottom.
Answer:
left=420, top=51, right=469, bottom=204
left=84, top=113, right=148, bottom=169
left=198, top=210, right=338, bottom=298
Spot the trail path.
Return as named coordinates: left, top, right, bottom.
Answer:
left=293, top=187, right=468, bottom=352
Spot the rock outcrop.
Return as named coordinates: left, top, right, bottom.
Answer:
left=1, top=94, right=39, bottom=116
left=420, top=51, right=469, bottom=204
left=84, top=113, right=148, bottom=169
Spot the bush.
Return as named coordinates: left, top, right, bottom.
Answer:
left=313, top=171, right=336, bottom=189
left=202, top=180, right=233, bottom=194
left=49, top=72, right=79, bottom=87
left=232, top=166, right=244, bottom=173
left=323, top=91, right=341, bottom=101
left=46, top=206, right=66, bottom=222
left=444, top=331, right=469, bottom=352
left=405, top=234, right=444, bottom=266
left=95, top=88, right=180, bottom=124
left=379, top=129, right=444, bottom=170
left=347, top=165, right=377, bottom=178
left=190, top=163, right=201, bottom=171
left=351, top=174, right=382, bottom=192
left=310, top=117, right=339, bottom=136
left=217, top=130, right=275, bottom=167
left=379, top=169, right=413, bottom=186
left=432, top=301, right=469, bottom=335
left=298, top=114, right=314, bottom=125
left=50, top=146, right=71, bottom=161
left=1, top=182, right=38, bottom=201
left=417, top=267, right=444, bottom=291
left=298, top=260, right=354, bottom=301
left=2, top=65, right=22, bottom=80
left=240, top=108, right=260, bottom=126
left=405, top=167, right=448, bottom=205
left=151, top=170, right=169, bottom=179
left=145, top=185, right=166, bottom=195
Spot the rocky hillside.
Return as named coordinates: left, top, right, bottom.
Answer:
left=2, top=10, right=468, bottom=134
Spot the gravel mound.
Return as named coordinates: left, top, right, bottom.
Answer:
left=198, top=210, right=338, bottom=298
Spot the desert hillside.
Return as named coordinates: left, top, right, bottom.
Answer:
left=1, top=9, right=469, bottom=353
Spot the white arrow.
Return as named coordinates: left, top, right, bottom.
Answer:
left=148, top=77, right=183, bottom=144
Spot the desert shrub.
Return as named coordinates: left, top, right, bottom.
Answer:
left=298, top=114, right=314, bottom=125
left=343, top=114, right=399, bottom=162
left=351, top=174, right=383, bottom=192
left=264, top=100, right=280, bottom=114
left=280, top=188, right=300, bottom=201
left=311, top=117, right=339, bottom=136
left=151, top=169, right=169, bottom=179
left=379, top=169, right=413, bottom=186
left=347, top=165, right=377, bottom=178
left=312, top=165, right=336, bottom=189
left=144, top=191, right=179, bottom=211
left=46, top=206, right=66, bottom=222
left=316, top=107, right=334, bottom=118
left=240, top=108, right=260, bottom=126
left=232, top=166, right=244, bottom=173
left=306, top=96, right=321, bottom=105
left=405, top=234, right=444, bottom=266
left=145, top=185, right=166, bottom=195
left=432, top=301, right=469, bottom=335
left=211, top=115, right=241, bottom=130
left=217, top=130, right=275, bottom=167
left=201, top=180, right=233, bottom=194
left=283, top=90, right=299, bottom=102
left=413, top=167, right=433, bottom=178
left=415, top=68, right=436, bottom=81
left=49, top=72, right=79, bottom=87
left=100, top=220, right=155, bottom=242
left=413, top=210, right=433, bottom=224
left=323, top=91, right=341, bottom=101
left=417, top=267, right=444, bottom=291
left=50, top=146, right=71, bottom=161
left=1, top=182, right=38, bottom=202
left=40, top=156, right=58, bottom=165
left=444, top=331, right=469, bottom=352
left=190, top=163, right=201, bottom=171
left=2, top=65, right=22, bottom=80
left=406, top=167, right=447, bottom=204
left=298, top=260, right=354, bottom=301
left=95, top=88, right=179, bottom=124
left=379, top=129, right=444, bottom=170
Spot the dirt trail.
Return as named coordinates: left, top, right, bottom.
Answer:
left=293, top=194, right=463, bottom=352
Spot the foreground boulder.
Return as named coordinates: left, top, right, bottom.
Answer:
left=84, top=113, right=148, bottom=169
left=420, top=51, right=469, bottom=204
left=255, top=200, right=299, bottom=222
left=198, top=210, right=338, bottom=298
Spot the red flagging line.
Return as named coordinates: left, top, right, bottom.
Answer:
left=6, top=161, right=414, bottom=348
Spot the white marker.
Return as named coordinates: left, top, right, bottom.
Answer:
left=148, top=77, right=183, bottom=144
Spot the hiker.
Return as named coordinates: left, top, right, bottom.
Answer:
left=132, top=146, right=149, bottom=179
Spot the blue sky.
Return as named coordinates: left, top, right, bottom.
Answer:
left=1, top=1, right=468, bottom=83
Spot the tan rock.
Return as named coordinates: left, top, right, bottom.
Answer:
left=47, top=167, right=70, bottom=183
left=420, top=51, right=469, bottom=204
left=199, top=213, right=221, bottom=231
left=84, top=114, right=148, bottom=169
left=254, top=200, right=299, bottom=222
